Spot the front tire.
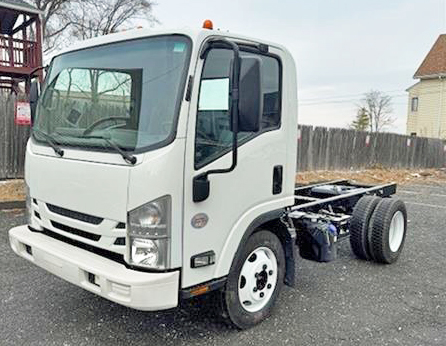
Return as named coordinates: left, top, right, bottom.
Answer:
left=220, top=230, right=285, bottom=329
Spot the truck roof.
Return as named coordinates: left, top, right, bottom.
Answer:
left=55, top=27, right=288, bottom=58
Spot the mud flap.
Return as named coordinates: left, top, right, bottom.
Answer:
left=283, top=218, right=297, bottom=288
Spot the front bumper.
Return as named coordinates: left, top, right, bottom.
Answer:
left=9, top=225, right=179, bottom=311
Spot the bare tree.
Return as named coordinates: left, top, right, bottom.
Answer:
left=25, top=0, right=72, bottom=52
left=61, top=0, right=157, bottom=40
left=358, top=90, right=395, bottom=132
left=26, top=0, right=157, bottom=53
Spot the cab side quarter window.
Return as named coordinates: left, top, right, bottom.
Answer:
left=194, top=48, right=282, bottom=169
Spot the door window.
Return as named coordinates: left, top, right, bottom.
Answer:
left=195, top=48, right=281, bottom=168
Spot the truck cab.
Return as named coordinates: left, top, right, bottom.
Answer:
left=9, top=24, right=298, bottom=327
left=9, top=23, right=408, bottom=329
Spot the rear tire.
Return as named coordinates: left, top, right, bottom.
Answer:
left=368, top=198, right=407, bottom=264
left=219, top=230, right=285, bottom=329
left=349, top=196, right=381, bottom=260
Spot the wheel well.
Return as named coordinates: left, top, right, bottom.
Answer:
left=228, top=209, right=296, bottom=288
left=253, top=219, right=288, bottom=249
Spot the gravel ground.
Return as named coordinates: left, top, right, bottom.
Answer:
left=0, top=180, right=25, bottom=202
left=296, top=168, right=446, bottom=186
left=0, top=183, right=445, bottom=346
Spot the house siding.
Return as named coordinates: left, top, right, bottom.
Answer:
left=407, top=78, right=446, bottom=139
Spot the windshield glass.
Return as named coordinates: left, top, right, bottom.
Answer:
left=34, top=35, right=191, bottom=153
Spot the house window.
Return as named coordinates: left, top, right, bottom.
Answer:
left=411, top=97, right=419, bottom=112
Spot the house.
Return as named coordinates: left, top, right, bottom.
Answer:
left=0, top=0, right=43, bottom=93
left=406, top=34, right=446, bottom=139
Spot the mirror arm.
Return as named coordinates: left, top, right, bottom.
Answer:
left=29, top=65, right=49, bottom=78
left=201, top=39, right=240, bottom=179
left=193, top=39, right=240, bottom=202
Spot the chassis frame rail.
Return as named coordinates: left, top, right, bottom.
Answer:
left=284, top=180, right=398, bottom=243
left=291, top=180, right=397, bottom=213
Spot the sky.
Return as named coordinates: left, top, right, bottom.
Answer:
left=151, top=0, right=446, bottom=134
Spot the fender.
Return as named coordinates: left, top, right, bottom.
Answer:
left=225, top=208, right=297, bottom=288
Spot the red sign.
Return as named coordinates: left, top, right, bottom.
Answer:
left=15, top=101, right=31, bottom=125
left=365, top=134, right=371, bottom=147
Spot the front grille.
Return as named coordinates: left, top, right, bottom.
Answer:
left=51, top=221, right=101, bottom=241
left=35, top=228, right=126, bottom=265
left=47, top=204, right=103, bottom=225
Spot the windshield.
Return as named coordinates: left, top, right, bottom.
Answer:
left=34, top=35, right=191, bottom=153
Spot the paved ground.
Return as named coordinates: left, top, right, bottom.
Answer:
left=1, top=183, right=445, bottom=346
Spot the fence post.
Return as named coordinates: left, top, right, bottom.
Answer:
left=307, top=126, right=314, bottom=171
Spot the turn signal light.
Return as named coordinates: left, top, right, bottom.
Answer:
left=203, top=19, right=213, bottom=30
left=190, top=285, right=210, bottom=296
left=191, top=251, right=216, bottom=268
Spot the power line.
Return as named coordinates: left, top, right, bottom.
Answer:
left=300, top=88, right=446, bottom=107
left=299, top=89, right=403, bottom=103
left=300, top=94, right=407, bottom=106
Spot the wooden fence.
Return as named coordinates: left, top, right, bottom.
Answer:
left=297, top=125, right=446, bottom=171
left=0, top=93, right=30, bottom=179
left=1, top=94, right=445, bottom=179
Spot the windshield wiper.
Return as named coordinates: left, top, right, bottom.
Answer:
left=33, top=129, right=64, bottom=157
left=89, top=135, right=137, bottom=165
left=58, top=132, right=137, bottom=165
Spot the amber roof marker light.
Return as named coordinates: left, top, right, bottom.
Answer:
left=203, top=20, right=214, bottom=30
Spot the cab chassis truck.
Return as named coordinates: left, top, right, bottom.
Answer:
left=9, top=22, right=408, bottom=329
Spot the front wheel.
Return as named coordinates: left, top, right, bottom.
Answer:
left=220, top=230, right=285, bottom=329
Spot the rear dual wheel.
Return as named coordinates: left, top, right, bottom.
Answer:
left=349, top=196, right=381, bottom=260
left=368, top=198, right=407, bottom=263
left=350, top=196, right=407, bottom=264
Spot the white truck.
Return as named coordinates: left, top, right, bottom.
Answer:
left=9, top=22, right=408, bottom=329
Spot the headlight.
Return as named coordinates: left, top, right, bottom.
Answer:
left=131, top=238, right=159, bottom=267
left=127, top=196, right=171, bottom=269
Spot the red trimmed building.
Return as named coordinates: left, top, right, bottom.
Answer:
left=0, top=0, right=43, bottom=93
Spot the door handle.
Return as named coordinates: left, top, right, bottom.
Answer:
left=273, top=165, right=283, bottom=195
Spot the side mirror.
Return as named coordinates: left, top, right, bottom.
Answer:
left=29, top=80, right=40, bottom=124
left=238, top=56, right=263, bottom=132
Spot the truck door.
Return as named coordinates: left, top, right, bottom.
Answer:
left=182, top=43, right=288, bottom=288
